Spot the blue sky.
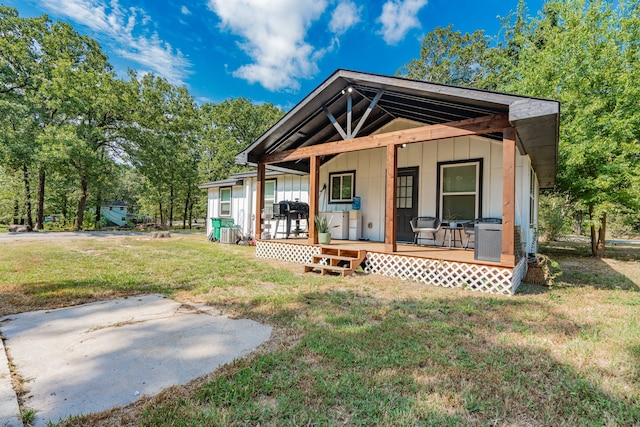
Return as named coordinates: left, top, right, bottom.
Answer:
left=8, top=0, right=545, bottom=110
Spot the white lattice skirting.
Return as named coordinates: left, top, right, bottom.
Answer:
left=256, top=241, right=320, bottom=264
left=256, top=241, right=525, bottom=296
left=365, top=252, right=525, bottom=296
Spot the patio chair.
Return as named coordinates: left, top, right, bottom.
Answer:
left=410, top=217, right=441, bottom=246
left=462, top=218, right=502, bottom=249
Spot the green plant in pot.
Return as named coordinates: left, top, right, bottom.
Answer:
left=445, top=210, right=459, bottom=228
left=314, top=215, right=333, bottom=244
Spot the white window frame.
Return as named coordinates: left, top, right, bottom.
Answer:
left=438, top=160, right=481, bottom=222
left=329, top=170, right=356, bottom=204
left=219, top=187, right=231, bottom=217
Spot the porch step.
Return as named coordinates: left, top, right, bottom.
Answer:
left=304, top=247, right=367, bottom=277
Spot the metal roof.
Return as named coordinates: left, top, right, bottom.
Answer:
left=236, top=69, right=560, bottom=188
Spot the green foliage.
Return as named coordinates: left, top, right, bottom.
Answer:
left=498, top=0, right=640, bottom=254
left=0, top=6, right=282, bottom=230
left=400, top=0, right=640, bottom=254
left=314, top=215, right=332, bottom=233
left=198, top=98, right=283, bottom=183
left=397, top=24, right=497, bottom=89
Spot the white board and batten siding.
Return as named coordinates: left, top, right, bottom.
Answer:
left=319, top=134, right=539, bottom=251
left=205, top=174, right=308, bottom=237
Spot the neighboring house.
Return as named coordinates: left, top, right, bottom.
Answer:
left=101, top=201, right=128, bottom=227
left=205, top=69, right=559, bottom=295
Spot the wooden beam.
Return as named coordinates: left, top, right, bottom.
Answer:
left=501, top=127, right=516, bottom=266
left=322, top=105, right=347, bottom=140
left=255, top=162, right=266, bottom=241
left=385, top=144, right=397, bottom=253
left=308, top=155, right=320, bottom=244
left=352, top=89, right=383, bottom=138
left=261, top=114, right=510, bottom=164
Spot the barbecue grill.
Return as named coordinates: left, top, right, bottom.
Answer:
left=273, top=200, right=309, bottom=238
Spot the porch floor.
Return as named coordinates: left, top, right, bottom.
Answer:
left=267, top=238, right=508, bottom=268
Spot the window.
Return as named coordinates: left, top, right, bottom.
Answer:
left=263, top=179, right=277, bottom=217
left=219, top=187, right=231, bottom=216
left=438, top=160, right=482, bottom=222
left=396, top=174, right=413, bottom=209
left=529, top=169, right=536, bottom=227
left=329, top=171, right=355, bottom=203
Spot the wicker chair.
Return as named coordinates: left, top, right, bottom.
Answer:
left=410, top=217, right=441, bottom=246
left=462, top=218, right=502, bottom=249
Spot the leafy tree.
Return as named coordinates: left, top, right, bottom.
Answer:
left=125, top=72, right=199, bottom=227
left=40, top=22, right=127, bottom=230
left=397, top=24, right=497, bottom=89
left=198, top=98, right=283, bottom=183
left=0, top=6, right=49, bottom=229
left=499, top=0, right=640, bottom=256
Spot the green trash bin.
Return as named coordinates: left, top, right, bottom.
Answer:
left=210, top=218, right=223, bottom=241
left=210, top=218, right=235, bottom=241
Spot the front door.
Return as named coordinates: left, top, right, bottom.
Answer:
left=396, top=167, right=419, bottom=242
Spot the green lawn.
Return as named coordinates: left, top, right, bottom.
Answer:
left=1, top=235, right=639, bottom=426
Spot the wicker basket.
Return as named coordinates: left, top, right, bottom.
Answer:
left=525, top=255, right=547, bottom=285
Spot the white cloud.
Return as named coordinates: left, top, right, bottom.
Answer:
left=329, top=1, right=362, bottom=35
left=181, top=5, right=191, bottom=15
left=208, top=0, right=327, bottom=92
left=40, top=0, right=191, bottom=85
left=378, top=0, right=428, bottom=45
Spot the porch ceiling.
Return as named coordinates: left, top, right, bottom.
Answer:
left=236, top=69, right=560, bottom=188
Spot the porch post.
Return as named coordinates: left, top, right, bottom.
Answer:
left=385, top=144, right=397, bottom=253
left=501, top=127, right=516, bottom=266
left=308, top=155, right=320, bottom=244
left=255, top=162, right=266, bottom=241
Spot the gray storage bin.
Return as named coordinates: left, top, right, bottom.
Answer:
left=474, top=223, right=502, bottom=262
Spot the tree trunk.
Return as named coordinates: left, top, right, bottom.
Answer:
left=35, top=167, right=45, bottom=230
left=182, top=190, right=190, bottom=229
left=158, top=200, right=164, bottom=226
left=13, top=198, right=20, bottom=225
left=188, top=200, right=194, bottom=230
left=75, top=177, right=88, bottom=231
left=169, top=184, right=174, bottom=229
left=573, top=211, right=582, bottom=235
left=595, top=212, right=606, bottom=258
left=588, top=206, right=606, bottom=258
left=22, top=164, right=33, bottom=230
left=95, top=191, right=102, bottom=230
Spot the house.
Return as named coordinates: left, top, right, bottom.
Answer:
left=205, top=69, right=559, bottom=295
left=100, top=201, right=128, bottom=227
left=199, top=169, right=309, bottom=238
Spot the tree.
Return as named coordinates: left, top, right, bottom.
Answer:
left=0, top=6, right=49, bottom=229
left=40, top=22, right=127, bottom=230
left=198, top=98, right=283, bottom=183
left=396, top=24, right=497, bottom=89
left=499, top=0, right=640, bottom=256
left=125, top=72, right=200, bottom=227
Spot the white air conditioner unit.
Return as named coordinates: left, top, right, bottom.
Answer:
left=220, top=227, right=238, bottom=244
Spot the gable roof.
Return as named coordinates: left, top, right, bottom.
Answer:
left=236, top=69, right=560, bottom=188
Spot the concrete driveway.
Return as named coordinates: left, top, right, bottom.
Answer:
left=0, top=295, right=271, bottom=426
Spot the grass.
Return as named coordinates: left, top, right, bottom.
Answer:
left=1, top=235, right=639, bottom=426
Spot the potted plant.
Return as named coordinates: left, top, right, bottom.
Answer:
left=445, top=210, right=459, bottom=228
left=314, top=215, right=333, bottom=244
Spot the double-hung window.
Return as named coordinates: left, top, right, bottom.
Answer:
left=219, top=187, right=231, bottom=217
left=329, top=171, right=355, bottom=203
left=438, top=160, right=482, bottom=222
left=263, top=179, right=277, bottom=217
